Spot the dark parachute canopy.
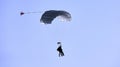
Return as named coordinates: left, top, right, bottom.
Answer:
left=40, top=10, right=71, bottom=24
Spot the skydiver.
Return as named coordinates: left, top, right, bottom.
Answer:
left=57, top=42, right=64, bottom=57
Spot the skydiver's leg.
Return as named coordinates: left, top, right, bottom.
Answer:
left=60, top=50, right=64, bottom=56
left=59, top=52, right=63, bottom=57
left=59, top=53, right=60, bottom=57
left=62, top=52, right=64, bottom=56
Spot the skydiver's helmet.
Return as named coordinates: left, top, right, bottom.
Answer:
left=57, top=42, right=61, bottom=44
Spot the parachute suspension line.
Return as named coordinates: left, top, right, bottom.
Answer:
left=20, top=11, right=43, bottom=16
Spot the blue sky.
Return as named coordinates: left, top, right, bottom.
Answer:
left=0, top=0, right=120, bottom=67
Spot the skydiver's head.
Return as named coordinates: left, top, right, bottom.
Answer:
left=57, top=42, right=61, bottom=44
left=57, top=42, right=62, bottom=46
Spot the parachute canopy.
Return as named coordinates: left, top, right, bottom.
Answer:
left=40, top=10, right=71, bottom=24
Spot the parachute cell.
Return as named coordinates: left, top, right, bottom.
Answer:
left=40, top=10, right=71, bottom=24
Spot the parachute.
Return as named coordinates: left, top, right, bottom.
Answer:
left=20, top=10, right=69, bottom=57
left=40, top=10, right=71, bottom=24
